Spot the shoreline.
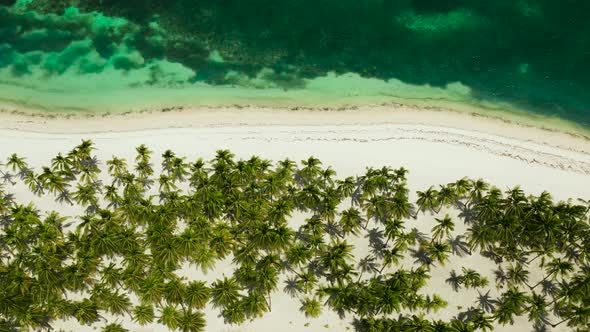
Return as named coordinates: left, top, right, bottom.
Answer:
left=2, top=102, right=590, bottom=155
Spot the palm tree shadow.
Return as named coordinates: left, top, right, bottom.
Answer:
left=2, top=193, right=15, bottom=204
left=55, top=189, right=73, bottom=205
left=325, top=221, right=343, bottom=239
left=446, top=270, right=463, bottom=292
left=295, top=229, right=311, bottom=243
left=494, top=267, right=509, bottom=288
left=410, top=247, right=433, bottom=267
left=447, top=235, right=471, bottom=257
left=565, top=246, right=581, bottom=261
left=540, top=279, right=558, bottom=297
left=407, top=227, right=430, bottom=245
left=30, top=179, right=45, bottom=196
left=481, top=248, right=503, bottom=264
left=81, top=156, right=101, bottom=168
left=158, top=191, right=169, bottom=203
left=351, top=318, right=365, bottom=332
left=283, top=277, right=301, bottom=298
left=457, top=201, right=477, bottom=225
left=85, top=205, right=99, bottom=215
left=17, top=167, right=31, bottom=180
left=1, top=172, right=16, bottom=185
left=365, top=228, right=385, bottom=256
left=350, top=188, right=363, bottom=207
left=533, top=321, right=548, bottom=332
left=307, top=259, right=324, bottom=277
left=0, top=215, right=11, bottom=227
left=475, top=290, right=497, bottom=312
left=370, top=245, right=385, bottom=259
left=456, top=306, right=480, bottom=322
left=138, top=177, right=155, bottom=189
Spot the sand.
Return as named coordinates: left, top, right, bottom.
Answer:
left=0, top=106, right=589, bottom=332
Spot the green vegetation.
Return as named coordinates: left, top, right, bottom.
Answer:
left=0, top=140, right=589, bottom=331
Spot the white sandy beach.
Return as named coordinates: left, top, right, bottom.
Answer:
left=1, top=107, right=589, bottom=332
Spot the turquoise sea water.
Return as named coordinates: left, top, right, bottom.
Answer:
left=1, top=1, right=589, bottom=128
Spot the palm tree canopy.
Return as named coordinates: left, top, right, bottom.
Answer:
left=0, top=144, right=588, bottom=332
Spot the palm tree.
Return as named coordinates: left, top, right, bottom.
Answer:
left=319, top=166, right=337, bottom=189
left=298, top=156, right=323, bottom=185
left=336, top=176, right=356, bottom=200
left=71, top=183, right=98, bottom=211
left=466, top=224, right=495, bottom=252
left=362, top=195, right=388, bottom=225
left=210, top=277, right=242, bottom=309
left=300, top=297, right=322, bottom=318
left=389, top=193, right=415, bottom=220
left=51, top=152, right=72, bottom=172
left=506, top=263, right=531, bottom=288
left=254, top=265, right=280, bottom=309
left=462, top=268, right=489, bottom=289
left=73, top=298, right=101, bottom=326
left=532, top=258, right=574, bottom=288
left=103, top=290, right=132, bottom=317
left=22, top=169, right=44, bottom=196
left=416, top=186, right=439, bottom=216
left=295, top=270, right=319, bottom=295
left=102, top=322, right=129, bottom=332
left=286, top=243, right=312, bottom=271
left=425, top=241, right=451, bottom=266
left=379, top=244, right=405, bottom=273
left=6, top=153, right=27, bottom=173
left=383, top=218, right=405, bottom=245
left=133, top=304, right=155, bottom=325
left=527, top=292, right=549, bottom=326
left=320, top=240, right=354, bottom=276
left=425, top=295, right=448, bottom=313
left=158, top=305, right=181, bottom=330
left=406, top=314, right=433, bottom=332
left=164, top=277, right=187, bottom=306
left=452, top=177, right=473, bottom=199
left=5, top=143, right=590, bottom=331
left=177, top=309, right=206, bottom=332
left=209, top=222, right=235, bottom=259
left=221, top=305, right=246, bottom=325
left=469, top=311, right=493, bottom=332
left=431, top=214, right=455, bottom=242
left=469, top=179, right=489, bottom=204
left=241, top=290, right=269, bottom=319
left=38, top=167, right=68, bottom=195
left=494, top=288, right=530, bottom=325
left=436, top=185, right=457, bottom=212
left=106, top=157, right=128, bottom=183
left=138, top=274, right=165, bottom=305
left=159, top=174, right=178, bottom=193
left=185, top=281, right=210, bottom=310
left=152, top=236, right=183, bottom=270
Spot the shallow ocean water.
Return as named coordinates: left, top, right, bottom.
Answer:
left=1, top=0, right=589, bottom=127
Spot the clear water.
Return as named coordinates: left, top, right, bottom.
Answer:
left=1, top=1, right=589, bottom=128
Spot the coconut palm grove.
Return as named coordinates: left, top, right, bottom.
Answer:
left=0, top=140, right=589, bottom=331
